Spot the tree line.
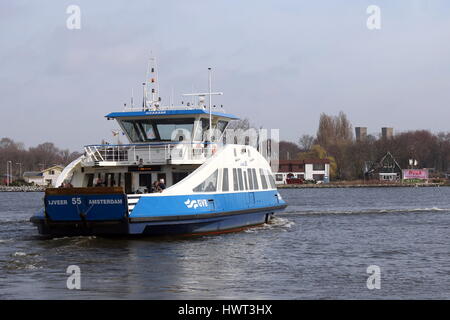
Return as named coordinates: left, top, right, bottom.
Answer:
left=280, top=112, right=450, bottom=180
left=0, top=137, right=81, bottom=179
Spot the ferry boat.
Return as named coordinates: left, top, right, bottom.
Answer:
left=30, top=60, right=287, bottom=236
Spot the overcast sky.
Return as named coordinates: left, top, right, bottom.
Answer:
left=1, top=0, right=449, bottom=151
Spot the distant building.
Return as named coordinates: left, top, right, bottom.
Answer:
left=381, top=127, right=394, bottom=139
left=275, top=159, right=330, bottom=184
left=2, top=174, right=15, bottom=185
left=365, top=152, right=402, bottom=181
left=23, top=172, right=43, bottom=185
left=355, top=127, right=367, bottom=141
left=23, top=165, right=64, bottom=187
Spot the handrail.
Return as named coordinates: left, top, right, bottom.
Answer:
left=84, top=141, right=219, bottom=148
left=82, top=142, right=220, bottom=164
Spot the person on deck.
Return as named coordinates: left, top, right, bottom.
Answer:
left=158, top=179, right=166, bottom=191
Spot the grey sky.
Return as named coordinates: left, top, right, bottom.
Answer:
left=1, top=0, right=449, bottom=151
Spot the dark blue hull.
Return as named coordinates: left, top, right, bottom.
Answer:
left=31, top=206, right=284, bottom=237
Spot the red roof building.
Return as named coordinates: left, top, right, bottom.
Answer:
left=275, top=159, right=330, bottom=184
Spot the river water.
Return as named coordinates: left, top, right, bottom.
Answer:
left=0, top=187, right=449, bottom=299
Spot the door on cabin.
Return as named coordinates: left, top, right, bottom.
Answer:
left=124, top=173, right=132, bottom=194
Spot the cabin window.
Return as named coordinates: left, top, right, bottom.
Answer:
left=252, top=168, right=259, bottom=190
left=247, top=168, right=254, bottom=189
left=217, top=120, right=228, bottom=134
left=121, top=118, right=195, bottom=142
left=121, top=120, right=144, bottom=142
left=237, top=168, right=244, bottom=191
left=233, top=168, right=238, bottom=191
left=173, top=172, right=189, bottom=185
left=117, top=173, right=122, bottom=186
left=243, top=170, right=249, bottom=190
left=275, top=174, right=283, bottom=182
left=222, top=168, right=229, bottom=192
left=139, top=173, right=152, bottom=188
left=260, top=169, right=268, bottom=190
left=156, top=118, right=194, bottom=141
left=267, top=170, right=276, bottom=189
left=193, top=169, right=218, bottom=193
left=86, top=174, right=94, bottom=187
left=193, top=118, right=209, bottom=141
left=141, top=122, right=156, bottom=140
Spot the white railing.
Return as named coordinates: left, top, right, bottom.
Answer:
left=83, top=142, right=220, bottom=165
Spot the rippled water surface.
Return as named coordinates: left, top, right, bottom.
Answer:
left=0, top=188, right=449, bottom=299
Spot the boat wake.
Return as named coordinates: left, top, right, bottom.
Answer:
left=281, top=206, right=449, bottom=216
left=244, top=216, right=295, bottom=233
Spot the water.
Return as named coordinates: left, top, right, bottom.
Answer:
left=0, top=188, right=449, bottom=299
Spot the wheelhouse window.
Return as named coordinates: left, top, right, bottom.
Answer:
left=120, top=118, right=195, bottom=142
left=193, top=169, right=218, bottom=193
left=194, top=118, right=229, bottom=142
left=217, top=120, right=228, bottom=134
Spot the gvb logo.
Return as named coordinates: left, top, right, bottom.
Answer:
left=366, top=265, right=381, bottom=290
left=66, top=265, right=81, bottom=290
left=184, top=199, right=208, bottom=209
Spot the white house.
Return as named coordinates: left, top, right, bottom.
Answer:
left=274, top=159, right=331, bottom=184
left=23, top=165, right=64, bottom=187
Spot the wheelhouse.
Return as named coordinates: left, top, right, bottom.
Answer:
left=74, top=108, right=240, bottom=194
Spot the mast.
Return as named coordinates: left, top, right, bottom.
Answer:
left=208, top=67, right=212, bottom=142
left=144, top=56, right=160, bottom=110
left=182, top=68, right=223, bottom=143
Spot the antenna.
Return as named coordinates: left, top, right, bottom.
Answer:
left=142, top=82, right=146, bottom=110
left=182, top=68, right=223, bottom=142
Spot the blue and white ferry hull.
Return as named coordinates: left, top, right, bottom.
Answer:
left=30, top=191, right=286, bottom=236
left=127, top=190, right=286, bottom=236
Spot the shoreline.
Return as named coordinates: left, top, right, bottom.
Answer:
left=277, top=182, right=448, bottom=188
left=1, top=183, right=448, bottom=192
left=0, top=186, right=45, bottom=192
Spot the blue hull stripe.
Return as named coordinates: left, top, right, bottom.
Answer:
left=129, top=190, right=284, bottom=219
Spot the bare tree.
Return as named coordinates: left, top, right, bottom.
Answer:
left=298, top=134, right=315, bottom=151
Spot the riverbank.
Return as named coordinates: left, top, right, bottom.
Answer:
left=277, top=182, right=449, bottom=188
left=0, top=186, right=45, bottom=192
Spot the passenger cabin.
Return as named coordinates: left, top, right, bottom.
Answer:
left=75, top=108, right=239, bottom=194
